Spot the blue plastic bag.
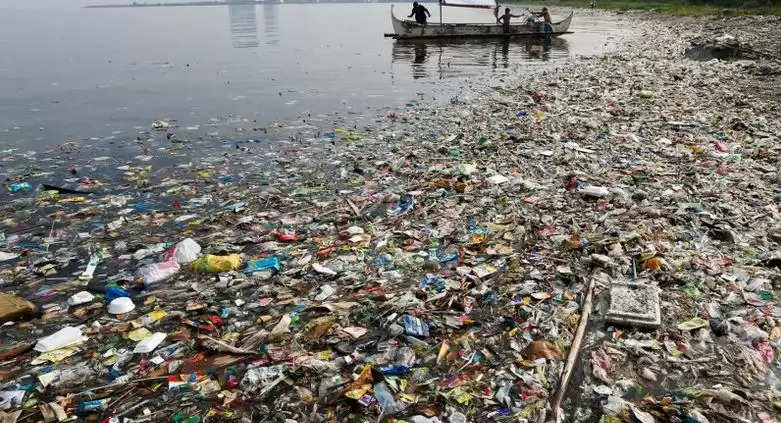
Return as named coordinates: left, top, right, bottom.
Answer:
left=244, top=256, right=281, bottom=274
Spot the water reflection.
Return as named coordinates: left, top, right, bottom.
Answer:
left=412, top=43, right=428, bottom=79
left=262, top=3, right=280, bottom=45
left=228, top=4, right=258, bottom=48
left=392, top=37, right=569, bottom=79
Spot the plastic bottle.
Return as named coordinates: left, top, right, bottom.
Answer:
left=381, top=365, right=411, bottom=375
left=578, top=185, right=610, bottom=198
left=77, top=398, right=110, bottom=414
left=373, top=382, right=397, bottom=414
left=449, top=411, right=467, bottom=423
left=7, top=182, right=32, bottom=193
left=48, top=363, right=94, bottom=389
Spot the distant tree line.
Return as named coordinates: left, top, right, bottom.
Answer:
left=539, top=0, right=781, bottom=10
left=684, top=0, right=778, bottom=6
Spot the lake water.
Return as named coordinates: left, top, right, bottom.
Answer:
left=0, top=1, right=633, bottom=149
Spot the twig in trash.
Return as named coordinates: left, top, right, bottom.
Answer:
left=67, top=376, right=169, bottom=395
left=455, top=351, right=477, bottom=374
left=17, top=410, right=39, bottom=422
left=198, top=334, right=259, bottom=355
left=117, top=399, right=151, bottom=417
left=108, top=388, right=136, bottom=410
left=45, top=219, right=56, bottom=253
left=551, top=275, right=596, bottom=423
left=280, top=204, right=319, bottom=217
left=258, top=373, right=286, bottom=398
left=345, top=197, right=362, bottom=217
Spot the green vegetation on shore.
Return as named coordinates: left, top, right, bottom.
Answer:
left=512, top=0, right=781, bottom=16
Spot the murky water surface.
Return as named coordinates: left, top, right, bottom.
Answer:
left=0, top=1, right=633, bottom=149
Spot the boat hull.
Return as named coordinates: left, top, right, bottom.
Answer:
left=390, top=6, right=573, bottom=39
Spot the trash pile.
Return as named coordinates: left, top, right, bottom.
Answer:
left=1, top=11, right=780, bottom=423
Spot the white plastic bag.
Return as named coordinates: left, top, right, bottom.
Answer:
left=67, top=291, right=95, bottom=306
left=134, top=332, right=166, bottom=354
left=172, top=238, right=201, bottom=264
left=35, top=326, right=86, bottom=352
left=136, top=260, right=180, bottom=286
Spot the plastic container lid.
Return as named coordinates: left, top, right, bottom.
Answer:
left=107, top=297, right=136, bottom=314
left=68, top=291, right=95, bottom=306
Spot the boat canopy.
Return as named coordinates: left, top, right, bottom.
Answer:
left=440, top=0, right=496, bottom=9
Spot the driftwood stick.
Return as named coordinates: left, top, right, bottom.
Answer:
left=66, top=376, right=169, bottom=396
left=551, top=276, right=596, bottom=422
left=345, top=198, right=362, bottom=218
left=198, top=334, right=258, bottom=355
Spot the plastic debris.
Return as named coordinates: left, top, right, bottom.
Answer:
left=136, top=260, right=180, bottom=286
left=34, top=327, right=86, bottom=352
left=0, top=294, right=36, bottom=323
left=0, top=10, right=779, bottom=423
left=133, top=332, right=166, bottom=354
left=66, top=291, right=95, bottom=306
left=171, top=238, right=201, bottom=264
left=107, top=297, right=135, bottom=314
left=191, top=254, right=242, bottom=273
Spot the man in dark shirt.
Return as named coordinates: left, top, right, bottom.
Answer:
left=408, top=2, right=431, bottom=25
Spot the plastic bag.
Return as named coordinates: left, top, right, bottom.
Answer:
left=137, top=260, right=180, bottom=286
left=169, top=238, right=201, bottom=265
left=244, top=256, right=281, bottom=274
left=191, top=254, right=242, bottom=273
left=133, top=332, right=166, bottom=354
left=35, top=326, right=86, bottom=352
left=67, top=291, right=94, bottom=306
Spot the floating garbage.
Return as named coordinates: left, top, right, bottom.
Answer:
left=0, top=10, right=779, bottom=423
left=107, top=297, right=135, bottom=314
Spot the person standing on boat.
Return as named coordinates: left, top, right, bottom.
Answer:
left=408, top=2, right=431, bottom=25
left=496, top=7, right=521, bottom=34
left=532, top=7, right=553, bottom=35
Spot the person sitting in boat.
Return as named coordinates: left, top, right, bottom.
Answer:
left=496, top=7, right=521, bottom=34
left=532, top=7, right=553, bottom=34
left=408, top=2, right=431, bottom=25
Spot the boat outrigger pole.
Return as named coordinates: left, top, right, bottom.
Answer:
left=439, top=0, right=498, bottom=22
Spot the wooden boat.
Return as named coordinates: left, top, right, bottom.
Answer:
left=390, top=4, right=573, bottom=39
